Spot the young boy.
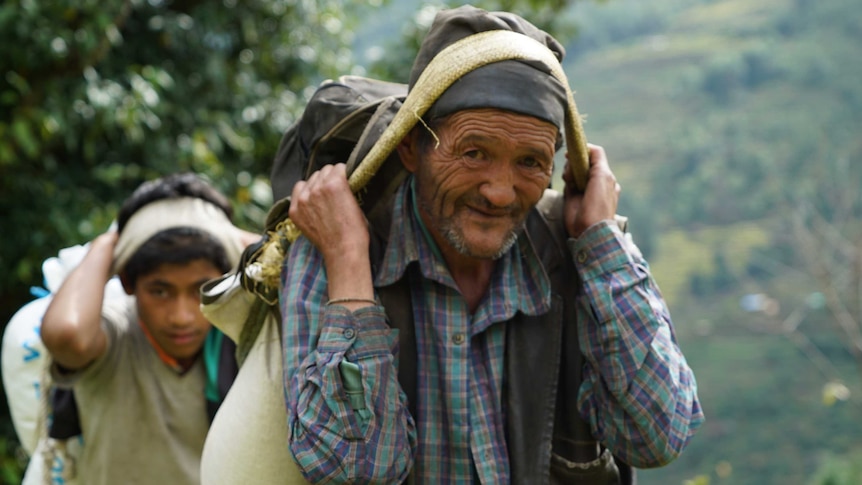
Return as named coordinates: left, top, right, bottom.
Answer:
left=40, top=173, right=255, bottom=485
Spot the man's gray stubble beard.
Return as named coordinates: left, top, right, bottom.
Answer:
left=437, top=214, right=523, bottom=260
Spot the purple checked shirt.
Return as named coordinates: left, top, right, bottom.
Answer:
left=281, top=179, right=704, bottom=484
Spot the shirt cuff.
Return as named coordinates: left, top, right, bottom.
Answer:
left=316, top=304, right=396, bottom=359
left=567, top=220, right=634, bottom=280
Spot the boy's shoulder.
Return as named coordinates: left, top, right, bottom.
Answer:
left=51, top=294, right=141, bottom=387
left=101, top=293, right=138, bottom=339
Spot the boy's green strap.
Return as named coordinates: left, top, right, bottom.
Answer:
left=204, top=328, right=223, bottom=403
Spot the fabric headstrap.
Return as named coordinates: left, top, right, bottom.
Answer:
left=112, top=197, right=244, bottom=274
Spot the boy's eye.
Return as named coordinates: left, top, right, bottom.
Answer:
left=149, top=288, right=169, bottom=298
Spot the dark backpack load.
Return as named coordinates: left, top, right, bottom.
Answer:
left=270, top=75, right=408, bottom=211
left=225, top=75, right=409, bottom=361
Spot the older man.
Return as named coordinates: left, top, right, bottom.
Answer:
left=283, top=5, right=703, bottom=484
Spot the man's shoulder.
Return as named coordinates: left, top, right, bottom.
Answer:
left=529, top=189, right=568, bottom=246
left=534, top=188, right=564, bottom=222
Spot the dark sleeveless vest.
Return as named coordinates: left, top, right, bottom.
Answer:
left=372, top=191, right=634, bottom=484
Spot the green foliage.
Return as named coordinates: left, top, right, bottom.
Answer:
left=0, top=0, right=370, bottom=317
left=684, top=476, right=710, bottom=485
left=808, top=450, right=862, bottom=485
left=563, top=0, right=862, bottom=231
left=355, top=0, right=587, bottom=82
left=0, top=433, right=24, bottom=485
left=0, top=0, right=375, bottom=463
left=562, top=0, right=862, bottom=483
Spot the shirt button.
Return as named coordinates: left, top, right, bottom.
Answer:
left=343, top=328, right=355, bottom=339
left=452, top=333, right=465, bottom=345
left=576, top=250, right=588, bottom=263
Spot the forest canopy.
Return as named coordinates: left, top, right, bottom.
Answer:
left=2, top=0, right=861, bottom=483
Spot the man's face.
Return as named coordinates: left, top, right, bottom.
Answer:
left=131, top=259, right=222, bottom=368
left=406, top=108, right=557, bottom=260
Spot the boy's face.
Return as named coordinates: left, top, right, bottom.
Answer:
left=130, top=259, right=222, bottom=368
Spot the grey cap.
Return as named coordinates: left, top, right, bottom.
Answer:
left=408, top=5, right=567, bottom=129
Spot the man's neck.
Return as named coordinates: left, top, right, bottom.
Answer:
left=408, top=179, right=496, bottom=313
left=440, top=247, right=495, bottom=314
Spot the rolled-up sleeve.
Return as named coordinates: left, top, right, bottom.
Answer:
left=569, top=221, right=704, bottom=468
left=281, top=236, right=416, bottom=484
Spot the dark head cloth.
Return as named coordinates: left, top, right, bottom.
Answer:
left=408, top=5, right=567, bottom=129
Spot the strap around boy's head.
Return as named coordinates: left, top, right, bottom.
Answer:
left=112, top=197, right=244, bottom=275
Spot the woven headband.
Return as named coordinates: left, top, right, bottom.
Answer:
left=112, top=197, right=245, bottom=275
left=281, top=29, right=588, bottom=243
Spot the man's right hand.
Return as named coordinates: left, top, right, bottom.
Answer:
left=288, top=164, right=375, bottom=308
left=288, top=163, right=370, bottom=262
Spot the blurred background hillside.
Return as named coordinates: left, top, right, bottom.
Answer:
left=1, top=0, right=860, bottom=483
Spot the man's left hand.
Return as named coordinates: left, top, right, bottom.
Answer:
left=562, top=143, right=621, bottom=239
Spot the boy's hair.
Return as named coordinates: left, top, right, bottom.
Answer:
left=118, top=173, right=234, bottom=288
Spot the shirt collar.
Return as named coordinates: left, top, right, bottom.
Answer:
left=138, top=319, right=185, bottom=373
left=374, top=177, right=551, bottom=317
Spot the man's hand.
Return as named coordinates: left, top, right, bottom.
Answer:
left=562, top=143, right=621, bottom=239
left=289, top=163, right=370, bottom=260
left=289, top=163, right=375, bottom=307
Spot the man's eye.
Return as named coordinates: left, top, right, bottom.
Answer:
left=520, top=157, right=543, bottom=168
left=150, top=288, right=169, bottom=298
left=463, top=149, right=483, bottom=159
left=520, top=157, right=554, bottom=170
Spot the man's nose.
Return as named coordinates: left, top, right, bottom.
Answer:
left=479, top=162, right=517, bottom=208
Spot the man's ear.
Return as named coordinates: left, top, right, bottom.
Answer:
left=118, top=272, right=134, bottom=295
left=397, top=129, right=419, bottom=173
